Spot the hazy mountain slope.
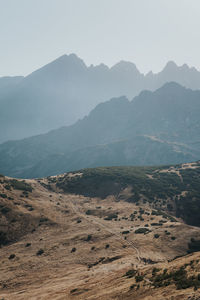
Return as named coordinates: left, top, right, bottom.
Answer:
left=0, top=83, right=200, bottom=178
left=0, top=55, right=143, bottom=142
left=0, top=54, right=200, bottom=142
left=0, top=76, right=23, bottom=101
left=126, top=82, right=200, bottom=143
left=0, top=96, right=131, bottom=177
left=21, top=136, right=199, bottom=179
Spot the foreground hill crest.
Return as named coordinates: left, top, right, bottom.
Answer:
left=0, top=162, right=200, bottom=299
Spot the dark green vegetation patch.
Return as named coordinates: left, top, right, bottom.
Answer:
left=188, top=239, right=200, bottom=253
left=10, top=180, right=33, bottom=192
left=151, top=266, right=200, bottom=290
left=55, top=163, right=200, bottom=227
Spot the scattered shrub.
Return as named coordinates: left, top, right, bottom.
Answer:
left=36, top=249, right=44, bottom=256
left=154, top=234, right=160, bottom=239
left=124, top=269, right=136, bottom=278
left=130, top=284, right=136, bottom=290
left=122, top=230, right=130, bottom=235
left=10, top=180, right=33, bottom=192
left=9, top=254, right=15, bottom=260
left=4, top=185, right=11, bottom=190
left=135, top=275, right=144, bottom=282
left=0, top=193, right=7, bottom=199
left=152, top=267, right=160, bottom=275
left=1, top=206, right=11, bottom=214
left=39, top=217, right=48, bottom=223
left=165, top=231, right=171, bottom=235
left=70, top=288, right=78, bottom=294
left=104, top=213, right=118, bottom=221
left=151, top=223, right=162, bottom=226
left=135, top=228, right=150, bottom=234
left=85, top=234, right=92, bottom=242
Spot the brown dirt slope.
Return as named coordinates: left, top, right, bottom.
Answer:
left=0, top=173, right=200, bottom=299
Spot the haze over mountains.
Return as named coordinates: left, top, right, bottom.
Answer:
left=1, top=54, right=200, bottom=143
left=0, top=82, right=200, bottom=178
left=0, top=76, right=23, bottom=101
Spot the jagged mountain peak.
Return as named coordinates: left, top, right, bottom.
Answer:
left=1, top=53, right=200, bottom=143
left=162, top=61, right=199, bottom=74
left=26, top=53, right=87, bottom=80
left=163, top=61, right=178, bottom=72
left=89, top=63, right=109, bottom=72
left=48, top=53, right=86, bottom=67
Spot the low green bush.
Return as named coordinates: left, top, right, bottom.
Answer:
left=135, top=228, right=150, bottom=234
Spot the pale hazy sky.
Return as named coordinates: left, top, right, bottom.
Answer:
left=0, top=0, right=200, bottom=76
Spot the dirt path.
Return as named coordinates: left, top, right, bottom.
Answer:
left=66, top=195, right=141, bottom=263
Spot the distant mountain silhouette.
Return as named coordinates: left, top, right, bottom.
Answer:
left=0, top=54, right=200, bottom=143
left=145, top=61, right=200, bottom=91
left=0, top=82, right=200, bottom=178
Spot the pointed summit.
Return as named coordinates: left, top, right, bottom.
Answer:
left=181, top=63, right=190, bottom=70
left=145, top=70, right=153, bottom=78
left=42, top=53, right=87, bottom=72
left=49, top=53, right=86, bottom=67
left=111, top=61, right=141, bottom=76
left=26, top=53, right=87, bottom=81
left=163, top=61, right=178, bottom=72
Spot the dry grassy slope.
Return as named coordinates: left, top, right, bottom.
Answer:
left=0, top=173, right=200, bottom=299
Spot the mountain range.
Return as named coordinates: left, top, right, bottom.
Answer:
left=0, top=82, right=200, bottom=178
left=1, top=54, right=200, bottom=143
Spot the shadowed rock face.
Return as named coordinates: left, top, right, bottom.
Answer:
left=0, top=54, right=200, bottom=143
left=0, top=82, right=200, bottom=179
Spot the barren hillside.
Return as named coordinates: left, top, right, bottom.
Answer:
left=0, top=163, right=200, bottom=299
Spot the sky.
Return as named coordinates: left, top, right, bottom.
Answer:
left=0, top=0, right=200, bottom=76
